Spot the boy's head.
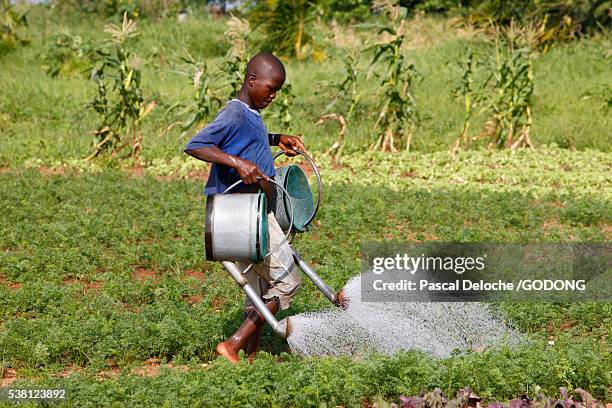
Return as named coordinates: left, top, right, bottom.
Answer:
left=243, top=53, right=285, bottom=110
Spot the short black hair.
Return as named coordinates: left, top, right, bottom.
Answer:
left=245, top=53, right=285, bottom=80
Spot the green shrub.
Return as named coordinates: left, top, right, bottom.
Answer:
left=41, top=32, right=93, bottom=77
left=1, top=0, right=28, bottom=53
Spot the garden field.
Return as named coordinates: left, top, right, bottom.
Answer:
left=0, top=2, right=611, bottom=407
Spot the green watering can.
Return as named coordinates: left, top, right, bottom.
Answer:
left=273, top=150, right=322, bottom=233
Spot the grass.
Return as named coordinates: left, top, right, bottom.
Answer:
left=0, top=147, right=610, bottom=406
left=0, top=5, right=610, bottom=407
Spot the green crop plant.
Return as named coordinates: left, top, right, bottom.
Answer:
left=450, top=46, right=490, bottom=155
left=369, top=0, right=420, bottom=152
left=1, top=0, right=28, bottom=50
left=104, top=0, right=141, bottom=19
left=481, top=22, right=536, bottom=149
left=87, top=13, right=155, bottom=161
left=450, top=47, right=477, bottom=155
left=451, top=22, right=537, bottom=152
left=1, top=146, right=611, bottom=402
left=467, top=0, right=610, bottom=43
left=218, top=15, right=250, bottom=99
left=328, top=49, right=362, bottom=118
left=165, top=53, right=222, bottom=138
left=319, top=48, right=362, bottom=158
left=268, top=83, right=296, bottom=132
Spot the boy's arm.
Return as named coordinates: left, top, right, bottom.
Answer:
left=185, top=146, right=269, bottom=185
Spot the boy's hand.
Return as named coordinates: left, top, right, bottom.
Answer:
left=233, top=157, right=269, bottom=184
left=278, top=135, right=305, bottom=157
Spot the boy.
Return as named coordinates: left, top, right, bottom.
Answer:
left=184, top=53, right=305, bottom=363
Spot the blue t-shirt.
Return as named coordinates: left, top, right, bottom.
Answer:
left=185, top=99, right=275, bottom=195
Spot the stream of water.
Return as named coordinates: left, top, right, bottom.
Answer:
left=287, top=274, right=522, bottom=357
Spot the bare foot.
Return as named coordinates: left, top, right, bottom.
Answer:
left=247, top=351, right=257, bottom=363
left=335, top=288, right=349, bottom=309
left=216, top=341, right=239, bottom=364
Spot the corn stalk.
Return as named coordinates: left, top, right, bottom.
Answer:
left=450, top=47, right=490, bottom=155
left=369, top=0, right=420, bottom=152
left=165, top=16, right=247, bottom=138
left=321, top=48, right=362, bottom=158
left=86, top=13, right=155, bottom=161
left=248, top=0, right=314, bottom=61
left=268, top=83, right=296, bottom=132
left=317, top=113, right=347, bottom=158
left=481, top=22, right=535, bottom=149
left=451, top=48, right=475, bottom=155
left=165, top=54, right=222, bottom=138
left=451, top=21, right=536, bottom=153
left=219, top=15, right=250, bottom=98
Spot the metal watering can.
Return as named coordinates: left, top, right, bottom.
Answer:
left=272, top=149, right=322, bottom=234
left=204, top=150, right=338, bottom=339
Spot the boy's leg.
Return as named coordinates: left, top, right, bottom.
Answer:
left=217, top=213, right=301, bottom=363
left=216, top=213, right=300, bottom=363
left=244, top=316, right=264, bottom=357
left=243, top=213, right=301, bottom=358
left=216, top=297, right=280, bottom=363
left=242, top=266, right=268, bottom=357
left=216, top=262, right=268, bottom=362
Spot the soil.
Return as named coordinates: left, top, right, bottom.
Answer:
left=63, top=277, right=102, bottom=293
left=185, top=269, right=206, bottom=283
left=183, top=295, right=203, bottom=305
left=211, top=297, right=227, bottom=311
left=1, top=368, right=16, bottom=387
left=132, top=266, right=160, bottom=283
left=0, top=273, right=22, bottom=290
left=130, top=358, right=189, bottom=377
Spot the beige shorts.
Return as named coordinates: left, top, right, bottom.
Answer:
left=238, top=213, right=301, bottom=311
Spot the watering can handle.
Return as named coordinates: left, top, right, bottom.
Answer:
left=273, top=149, right=322, bottom=228
left=222, top=177, right=294, bottom=260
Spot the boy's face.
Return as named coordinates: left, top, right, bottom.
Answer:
left=248, top=72, right=285, bottom=110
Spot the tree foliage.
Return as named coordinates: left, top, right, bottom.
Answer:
left=467, top=0, right=610, bottom=33
left=49, top=0, right=201, bottom=19
left=41, top=32, right=93, bottom=77
left=1, top=0, right=28, bottom=50
left=248, top=0, right=316, bottom=61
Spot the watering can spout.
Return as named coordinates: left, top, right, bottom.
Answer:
left=292, top=251, right=340, bottom=306
left=275, top=317, right=292, bottom=339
